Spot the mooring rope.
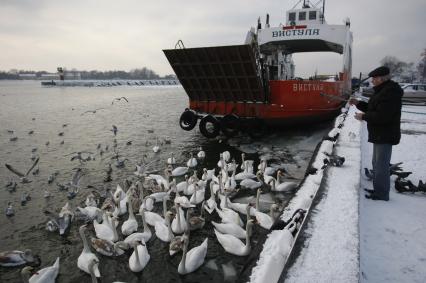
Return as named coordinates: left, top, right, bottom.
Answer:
left=402, top=110, right=426, bottom=115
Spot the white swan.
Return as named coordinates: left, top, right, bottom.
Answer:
left=129, top=241, right=150, bottom=272
left=154, top=211, right=174, bottom=242
left=148, top=168, right=170, bottom=190
left=125, top=208, right=152, bottom=244
left=93, top=211, right=118, bottom=242
left=167, top=152, right=176, bottom=165
left=142, top=197, right=167, bottom=226
left=171, top=166, right=189, bottom=177
left=152, top=138, right=160, bottom=153
left=255, top=203, right=279, bottom=230
left=189, top=183, right=205, bottom=205
left=211, top=221, right=246, bottom=239
left=239, top=171, right=263, bottom=190
left=174, top=175, right=189, bottom=193
left=197, top=147, right=205, bottom=159
left=77, top=225, right=101, bottom=277
left=222, top=151, right=231, bottom=162
left=121, top=197, right=138, bottom=236
left=214, top=219, right=254, bottom=256
left=174, top=191, right=195, bottom=208
left=21, top=257, right=59, bottom=283
left=178, top=236, right=208, bottom=275
left=77, top=206, right=102, bottom=222
left=204, top=182, right=217, bottom=214
left=269, top=170, right=298, bottom=191
left=172, top=204, right=188, bottom=234
left=201, top=168, right=215, bottom=181
left=215, top=204, right=244, bottom=227
left=187, top=153, right=198, bottom=168
left=140, top=196, right=155, bottom=212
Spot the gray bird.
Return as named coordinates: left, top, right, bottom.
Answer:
left=111, top=96, right=129, bottom=105
left=5, top=157, right=39, bottom=183
left=5, top=202, right=14, bottom=217
left=81, top=108, right=105, bottom=116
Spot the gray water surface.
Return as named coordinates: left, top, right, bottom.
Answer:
left=0, top=81, right=332, bottom=282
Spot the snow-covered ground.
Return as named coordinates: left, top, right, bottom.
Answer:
left=250, top=103, right=426, bottom=282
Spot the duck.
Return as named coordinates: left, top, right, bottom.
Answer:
left=125, top=208, right=152, bottom=244
left=187, top=153, right=198, bottom=168
left=129, top=241, right=150, bottom=272
left=187, top=204, right=205, bottom=231
left=77, top=225, right=101, bottom=278
left=21, top=257, right=60, bottom=283
left=178, top=236, right=208, bottom=275
left=197, top=147, right=206, bottom=159
left=0, top=249, right=40, bottom=267
left=121, top=196, right=138, bottom=236
left=172, top=204, right=188, bottom=234
left=214, top=219, right=254, bottom=256
left=90, top=238, right=129, bottom=257
left=154, top=211, right=174, bottom=242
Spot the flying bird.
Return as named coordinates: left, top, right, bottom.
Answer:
left=5, top=157, right=40, bottom=183
left=111, top=97, right=129, bottom=105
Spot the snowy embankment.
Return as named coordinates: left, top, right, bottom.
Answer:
left=249, top=105, right=361, bottom=283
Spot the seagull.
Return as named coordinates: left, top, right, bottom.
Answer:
left=81, top=108, right=105, bottom=115
left=111, top=96, right=129, bottom=105
left=5, top=157, right=39, bottom=183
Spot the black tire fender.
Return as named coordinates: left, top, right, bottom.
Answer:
left=199, top=115, right=220, bottom=138
left=220, top=114, right=240, bottom=137
left=179, top=109, right=198, bottom=131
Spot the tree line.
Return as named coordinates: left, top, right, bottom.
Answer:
left=379, top=48, right=426, bottom=83
left=0, top=67, right=176, bottom=80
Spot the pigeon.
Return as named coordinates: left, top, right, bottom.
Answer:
left=395, top=177, right=417, bottom=193
left=364, top=168, right=374, bottom=180
left=111, top=125, right=118, bottom=136
left=5, top=157, right=39, bottom=183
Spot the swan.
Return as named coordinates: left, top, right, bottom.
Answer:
left=214, top=219, right=254, bottom=256
left=129, top=241, right=150, bottom=272
left=77, top=225, right=101, bottom=277
left=269, top=170, right=298, bottom=191
left=152, top=138, right=160, bottom=153
left=125, top=208, right=152, bottom=244
left=178, top=236, right=208, bottom=275
left=171, top=166, right=189, bottom=177
left=148, top=169, right=170, bottom=190
left=187, top=153, right=198, bottom=168
left=189, top=183, right=205, bottom=205
left=224, top=168, right=237, bottom=191
left=188, top=204, right=205, bottom=231
left=204, top=182, right=217, bottom=214
left=121, top=196, right=138, bottom=236
left=255, top=203, right=279, bottom=230
left=239, top=171, right=263, bottom=190
left=211, top=221, right=246, bottom=239
left=174, top=191, right=195, bottom=208
left=234, top=170, right=256, bottom=181
left=90, top=238, right=128, bottom=256
left=215, top=204, right=244, bottom=227
left=172, top=204, right=188, bottom=234
left=197, top=147, right=205, bottom=159
left=21, top=257, right=60, bottom=283
left=142, top=197, right=167, bottom=226
left=226, top=198, right=256, bottom=216
left=222, top=151, right=231, bottom=162
left=169, top=234, right=185, bottom=256
left=217, top=154, right=226, bottom=169
left=239, top=153, right=254, bottom=173
left=154, top=211, right=174, bottom=242
left=77, top=206, right=102, bottom=222
left=173, top=175, right=189, bottom=193
left=167, top=152, right=176, bottom=165
left=0, top=249, right=40, bottom=267
left=93, top=211, right=118, bottom=242
left=140, top=196, right=155, bottom=212
left=201, top=168, right=215, bottom=181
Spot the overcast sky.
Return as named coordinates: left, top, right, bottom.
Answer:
left=1, top=0, right=425, bottom=77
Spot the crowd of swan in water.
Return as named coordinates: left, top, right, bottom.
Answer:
left=1, top=97, right=301, bottom=282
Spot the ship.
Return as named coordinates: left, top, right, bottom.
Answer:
left=163, top=0, right=353, bottom=138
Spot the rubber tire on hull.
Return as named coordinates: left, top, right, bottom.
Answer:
left=245, top=118, right=266, bottom=138
left=220, top=114, right=240, bottom=137
left=199, top=115, right=220, bottom=138
left=179, top=109, right=198, bottom=131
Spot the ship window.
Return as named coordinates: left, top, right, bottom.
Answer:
left=289, top=12, right=296, bottom=22
left=299, top=12, right=306, bottom=21
left=309, top=11, right=317, bottom=20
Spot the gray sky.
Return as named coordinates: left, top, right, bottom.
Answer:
left=1, top=0, right=425, bottom=77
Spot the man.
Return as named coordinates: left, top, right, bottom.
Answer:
left=349, top=66, right=403, bottom=201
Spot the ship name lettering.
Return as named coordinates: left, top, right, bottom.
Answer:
left=272, top=29, right=320, bottom=38
left=293, top=83, right=324, bottom=92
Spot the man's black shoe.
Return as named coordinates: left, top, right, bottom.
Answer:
left=365, top=194, right=389, bottom=201
left=364, top=188, right=374, bottom=194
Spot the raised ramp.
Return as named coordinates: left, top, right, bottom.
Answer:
left=163, top=44, right=266, bottom=102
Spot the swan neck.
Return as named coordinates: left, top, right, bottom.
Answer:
left=162, top=199, right=167, bottom=218
left=180, top=241, right=188, bottom=273
left=141, top=209, right=148, bottom=231
left=134, top=245, right=141, bottom=266
left=245, top=225, right=252, bottom=250
left=79, top=228, right=91, bottom=253
left=256, top=190, right=260, bottom=210
left=109, top=216, right=119, bottom=240
left=128, top=199, right=135, bottom=219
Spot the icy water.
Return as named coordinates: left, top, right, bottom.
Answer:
left=0, top=80, right=332, bottom=283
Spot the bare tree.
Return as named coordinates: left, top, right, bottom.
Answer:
left=418, top=48, right=426, bottom=83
